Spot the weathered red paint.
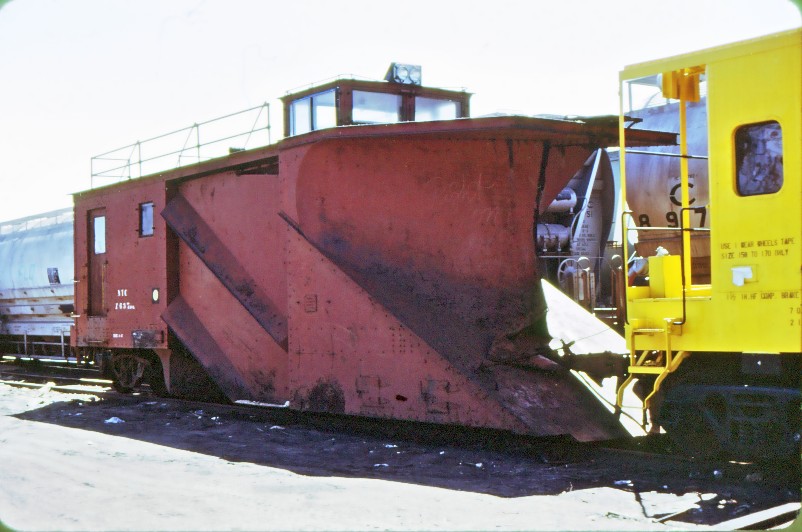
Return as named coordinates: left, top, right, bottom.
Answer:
left=74, top=114, right=673, bottom=441
left=73, top=178, right=171, bottom=351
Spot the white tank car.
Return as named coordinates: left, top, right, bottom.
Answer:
left=0, top=208, right=74, bottom=357
left=622, top=96, right=711, bottom=283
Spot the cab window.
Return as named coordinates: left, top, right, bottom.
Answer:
left=735, top=121, right=783, bottom=196
left=352, top=91, right=401, bottom=124
left=289, top=89, right=336, bottom=135
left=415, top=97, right=460, bottom=122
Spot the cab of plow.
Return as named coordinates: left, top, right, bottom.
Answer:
left=280, top=64, right=471, bottom=137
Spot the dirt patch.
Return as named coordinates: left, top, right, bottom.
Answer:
left=0, top=384, right=798, bottom=531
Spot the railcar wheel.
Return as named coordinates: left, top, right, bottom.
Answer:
left=111, top=353, right=147, bottom=393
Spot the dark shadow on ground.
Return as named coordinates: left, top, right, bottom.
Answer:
left=13, top=393, right=801, bottom=524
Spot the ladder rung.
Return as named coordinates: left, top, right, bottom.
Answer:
left=627, top=366, right=665, bottom=374
left=632, top=328, right=664, bottom=334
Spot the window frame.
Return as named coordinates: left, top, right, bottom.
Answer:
left=93, top=215, right=106, bottom=254
left=139, top=201, right=155, bottom=237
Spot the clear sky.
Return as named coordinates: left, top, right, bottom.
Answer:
left=0, top=0, right=799, bottom=221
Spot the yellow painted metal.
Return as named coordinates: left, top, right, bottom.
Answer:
left=616, top=29, right=802, bottom=411
left=661, top=68, right=702, bottom=102
left=628, top=367, right=664, bottom=375
left=619, top=29, right=802, bottom=355
left=642, top=351, right=690, bottom=409
left=615, top=373, right=634, bottom=408
left=648, top=255, right=682, bottom=298
left=678, top=82, right=693, bottom=284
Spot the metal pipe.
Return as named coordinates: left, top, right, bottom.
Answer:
left=196, top=123, right=201, bottom=162
left=679, top=95, right=693, bottom=284
left=625, top=149, right=707, bottom=160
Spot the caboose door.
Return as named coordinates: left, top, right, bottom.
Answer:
left=88, top=208, right=107, bottom=316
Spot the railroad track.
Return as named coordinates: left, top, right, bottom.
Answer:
left=0, top=357, right=112, bottom=394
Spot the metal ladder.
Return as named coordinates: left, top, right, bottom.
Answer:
left=616, top=318, right=689, bottom=412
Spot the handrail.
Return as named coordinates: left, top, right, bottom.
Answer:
left=621, top=210, right=633, bottom=325
left=625, top=149, right=708, bottom=160
left=674, top=204, right=710, bottom=325
left=627, top=225, right=710, bottom=232
left=90, top=102, right=272, bottom=187
left=620, top=209, right=711, bottom=325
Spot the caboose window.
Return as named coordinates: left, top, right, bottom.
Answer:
left=139, top=202, right=154, bottom=237
left=93, top=216, right=106, bottom=254
left=352, top=91, right=401, bottom=124
left=415, top=97, right=460, bottom=122
left=735, top=121, right=783, bottom=196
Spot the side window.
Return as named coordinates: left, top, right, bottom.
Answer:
left=415, top=97, right=460, bottom=122
left=735, top=121, right=783, bottom=196
left=139, top=202, right=154, bottom=237
left=290, top=97, right=312, bottom=136
left=352, top=91, right=401, bottom=124
left=312, top=90, right=336, bottom=130
left=288, top=89, right=336, bottom=135
left=47, top=267, right=61, bottom=284
left=94, top=215, right=106, bottom=254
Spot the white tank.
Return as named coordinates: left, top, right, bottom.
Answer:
left=0, top=209, right=74, bottom=340
left=623, top=98, right=711, bottom=283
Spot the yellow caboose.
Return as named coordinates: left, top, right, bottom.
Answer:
left=617, top=29, right=801, bottom=459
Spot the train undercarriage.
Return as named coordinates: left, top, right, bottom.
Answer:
left=85, top=330, right=801, bottom=462
left=653, top=352, right=801, bottom=460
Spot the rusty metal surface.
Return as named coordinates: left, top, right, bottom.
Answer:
left=283, top=213, right=529, bottom=432
left=278, top=114, right=675, bottom=152
left=282, top=132, right=629, bottom=439
left=162, top=193, right=288, bottom=348
left=72, top=115, right=672, bottom=441
left=166, top=170, right=290, bottom=403
left=72, top=179, right=170, bottom=351
left=165, top=244, right=287, bottom=403
left=162, top=295, right=252, bottom=400
left=291, top=137, right=586, bottom=369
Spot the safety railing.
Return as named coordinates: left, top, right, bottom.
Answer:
left=620, top=210, right=711, bottom=325
left=90, top=103, right=272, bottom=187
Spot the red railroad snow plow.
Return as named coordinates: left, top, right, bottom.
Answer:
left=74, top=75, right=674, bottom=442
